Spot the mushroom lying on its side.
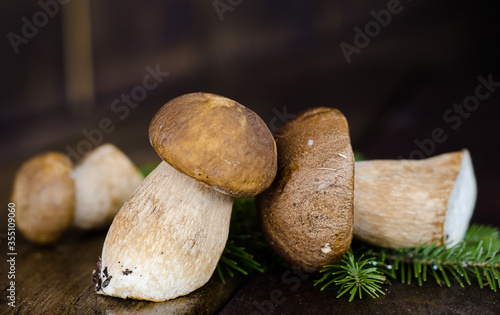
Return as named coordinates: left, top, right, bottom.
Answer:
left=353, top=149, right=477, bottom=249
left=96, top=93, right=277, bottom=301
left=257, top=106, right=477, bottom=273
left=258, top=107, right=355, bottom=273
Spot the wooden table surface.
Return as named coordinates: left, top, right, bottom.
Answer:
left=0, top=228, right=246, bottom=314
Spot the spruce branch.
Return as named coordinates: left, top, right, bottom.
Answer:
left=138, top=162, right=159, bottom=178
left=372, top=224, right=500, bottom=291
left=215, top=198, right=267, bottom=283
left=316, top=224, right=500, bottom=301
left=314, top=249, right=387, bottom=301
left=216, top=235, right=265, bottom=284
left=464, top=224, right=500, bottom=246
left=353, top=150, right=364, bottom=162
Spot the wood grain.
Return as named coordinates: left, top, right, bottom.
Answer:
left=0, top=229, right=245, bottom=314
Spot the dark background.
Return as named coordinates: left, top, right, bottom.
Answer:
left=1, top=0, right=499, bottom=228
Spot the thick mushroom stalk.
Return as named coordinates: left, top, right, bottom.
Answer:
left=353, top=149, right=477, bottom=248
left=96, top=161, right=232, bottom=301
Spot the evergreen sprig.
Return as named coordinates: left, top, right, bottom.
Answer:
left=464, top=224, right=500, bottom=246
left=315, top=224, right=500, bottom=301
left=374, top=224, right=500, bottom=291
left=216, top=235, right=265, bottom=284
left=138, top=162, right=159, bottom=178
left=215, top=198, right=267, bottom=283
left=314, top=249, right=387, bottom=301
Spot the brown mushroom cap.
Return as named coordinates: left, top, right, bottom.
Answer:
left=149, top=92, right=277, bottom=198
left=11, top=152, right=75, bottom=244
left=258, top=107, right=354, bottom=273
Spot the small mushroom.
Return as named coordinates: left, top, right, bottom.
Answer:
left=72, top=143, right=143, bottom=229
left=97, top=92, right=277, bottom=301
left=11, top=144, right=143, bottom=244
left=11, top=152, right=75, bottom=244
left=258, top=107, right=355, bottom=273
left=353, top=149, right=477, bottom=248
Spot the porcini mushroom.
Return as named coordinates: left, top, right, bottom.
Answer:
left=258, top=107, right=355, bottom=273
left=353, top=149, right=477, bottom=248
left=96, top=92, right=277, bottom=301
left=11, top=144, right=143, bottom=244
left=11, top=152, right=75, bottom=244
left=72, top=143, right=143, bottom=229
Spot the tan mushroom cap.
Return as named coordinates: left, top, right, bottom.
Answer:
left=11, top=152, right=75, bottom=244
left=149, top=92, right=277, bottom=198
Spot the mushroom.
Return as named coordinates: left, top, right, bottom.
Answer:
left=353, top=149, right=477, bottom=248
left=96, top=92, right=277, bottom=301
left=11, top=144, right=143, bottom=244
left=11, top=152, right=75, bottom=244
left=72, top=143, right=143, bottom=229
left=258, top=107, right=355, bottom=273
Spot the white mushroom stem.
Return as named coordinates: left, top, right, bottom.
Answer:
left=353, top=149, right=476, bottom=249
left=97, top=161, right=233, bottom=302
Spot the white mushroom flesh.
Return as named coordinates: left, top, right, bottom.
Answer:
left=73, top=144, right=143, bottom=229
left=443, top=150, right=477, bottom=246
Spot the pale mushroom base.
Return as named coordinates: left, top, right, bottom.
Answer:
left=96, top=161, right=233, bottom=302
